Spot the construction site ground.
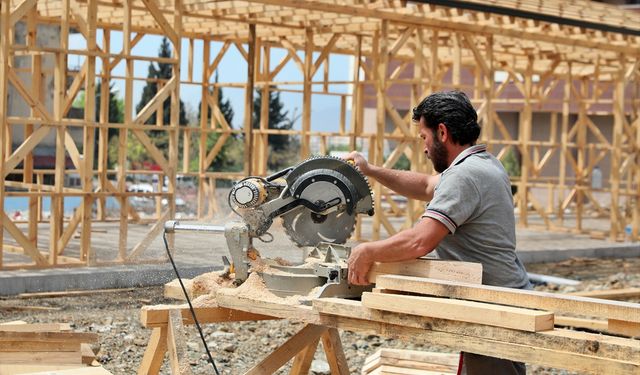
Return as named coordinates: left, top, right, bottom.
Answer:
left=0, top=257, right=638, bottom=374
left=1, top=215, right=640, bottom=374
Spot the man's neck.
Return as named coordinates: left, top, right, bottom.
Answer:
left=446, top=143, right=474, bottom=167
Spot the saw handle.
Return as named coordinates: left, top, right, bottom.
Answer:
left=163, top=220, right=226, bottom=234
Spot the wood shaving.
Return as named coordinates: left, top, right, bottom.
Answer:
left=191, top=293, right=220, bottom=308
left=191, top=270, right=235, bottom=295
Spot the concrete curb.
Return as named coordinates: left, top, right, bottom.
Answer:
left=0, top=263, right=220, bottom=296
left=518, top=244, right=640, bottom=263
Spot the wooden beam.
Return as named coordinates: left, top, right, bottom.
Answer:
left=140, top=0, right=178, bottom=46
left=140, top=305, right=274, bottom=328
left=167, top=309, right=193, bottom=375
left=375, top=275, right=640, bottom=323
left=368, top=260, right=483, bottom=285
left=314, top=298, right=640, bottom=371
left=1, top=212, right=47, bottom=266
left=9, top=0, right=35, bottom=26
left=570, top=288, right=640, bottom=300
left=321, top=328, right=349, bottom=375
left=362, top=292, right=554, bottom=332
left=245, top=324, right=327, bottom=375
left=137, top=327, right=167, bottom=375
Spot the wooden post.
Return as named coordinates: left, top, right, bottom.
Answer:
left=97, top=30, right=110, bottom=221
left=26, top=6, right=39, bottom=244
left=611, top=56, right=625, bottom=241
left=349, top=35, right=362, bottom=151
left=168, top=0, right=183, bottom=225
left=81, top=0, right=98, bottom=264
left=50, top=0, right=71, bottom=265
left=302, top=28, right=313, bottom=159
left=576, top=78, right=588, bottom=232
left=518, top=56, right=533, bottom=227
left=119, top=0, right=133, bottom=260
left=244, top=24, right=256, bottom=175
left=0, top=0, right=10, bottom=267
left=373, top=21, right=388, bottom=240
left=259, top=44, right=270, bottom=174
left=558, top=63, right=571, bottom=225
left=197, top=39, right=210, bottom=219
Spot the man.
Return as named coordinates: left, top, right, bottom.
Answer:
left=345, top=90, right=530, bottom=375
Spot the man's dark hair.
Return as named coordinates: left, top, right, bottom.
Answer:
left=412, top=91, right=480, bottom=146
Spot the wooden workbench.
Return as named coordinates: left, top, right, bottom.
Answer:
left=137, top=288, right=640, bottom=374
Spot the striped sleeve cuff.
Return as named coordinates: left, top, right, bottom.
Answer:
left=422, top=209, right=457, bottom=234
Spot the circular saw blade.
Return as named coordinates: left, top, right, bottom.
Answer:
left=281, top=206, right=356, bottom=247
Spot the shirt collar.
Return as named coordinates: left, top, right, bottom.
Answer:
left=450, top=144, right=487, bottom=167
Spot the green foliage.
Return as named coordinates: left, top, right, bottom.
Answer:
left=393, top=154, right=411, bottom=171
left=500, top=148, right=521, bottom=177
left=136, top=37, right=189, bottom=151
left=252, top=88, right=300, bottom=171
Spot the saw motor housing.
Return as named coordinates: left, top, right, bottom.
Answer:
left=165, top=156, right=374, bottom=294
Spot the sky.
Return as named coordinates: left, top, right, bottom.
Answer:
left=69, top=31, right=353, bottom=132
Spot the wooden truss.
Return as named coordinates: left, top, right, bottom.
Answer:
left=1, top=0, right=640, bottom=269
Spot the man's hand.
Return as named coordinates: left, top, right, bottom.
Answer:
left=347, top=243, right=374, bottom=285
left=343, top=151, right=372, bottom=176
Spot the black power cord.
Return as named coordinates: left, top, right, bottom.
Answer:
left=162, top=232, right=220, bottom=375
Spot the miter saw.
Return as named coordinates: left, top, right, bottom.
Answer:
left=164, top=156, right=374, bottom=299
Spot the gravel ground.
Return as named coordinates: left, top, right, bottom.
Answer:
left=1, top=257, right=639, bottom=374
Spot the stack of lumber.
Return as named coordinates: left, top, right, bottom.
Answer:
left=0, top=321, right=110, bottom=375
left=361, top=348, right=458, bottom=375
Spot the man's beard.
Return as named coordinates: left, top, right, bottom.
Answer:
left=429, top=137, right=449, bottom=173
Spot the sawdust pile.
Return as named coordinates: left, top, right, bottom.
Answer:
left=191, top=270, right=235, bottom=295
left=191, top=293, right=220, bottom=308
left=223, top=272, right=284, bottom=302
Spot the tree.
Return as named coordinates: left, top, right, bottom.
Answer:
left=95, top=81, right=124, bottom=141
left=136, top=37, right=188, bottom=127
left=252, top=88, right=300, bottom=170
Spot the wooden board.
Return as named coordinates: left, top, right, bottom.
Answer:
left=570, top=288, right=640, bottom=300
left=0, top=323, right=72, bottom=332
left=163, top=279, right=195, bottom=300
left=0, top=351, right=82, bottom=365
left=367, top=365, right=452, bottom=375
left=314, top=298, right=640, bottom=364
left=140, top=304, right=275, bottom=328
left=0, top=365, right=90, bottom=375
left=0, top=331, right=98, bottom=344
left=362, top=349, right=458, bottom=374
left=368, top=259, right=482, bottom=285
left=361, top=292, right=554, bottom=332
left=20, top=367, right=112, bottom=375
left=375, top=275, right=640, bottom=323
left=608, top=319, right=640, bottom=337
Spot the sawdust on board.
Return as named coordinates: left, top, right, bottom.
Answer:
left=191, top=270, right=235, bottom=295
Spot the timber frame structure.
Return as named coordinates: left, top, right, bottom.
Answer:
left=1, top=0, right=640, bottom=269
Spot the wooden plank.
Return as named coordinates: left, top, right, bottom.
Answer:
left=289, top=337, right=320, bottom=375
left=0, top=351, right=82, bottom=365
left=22, top=366, right=113, bottom=374
left=369, top=365, right=449, bottom=375
left=126, top=210, right=170, bottom=260
left=140, top=0, right=178, bottom=45
left=137, top=327, right=167, bottom=375
left=1, top=212, right=47, bottom=265
left=361, top=292, right=554, bottom=332
left=18, top=288, right=134, bottom=299
left=374, top=275, right=640, bottom=323
left=9, top=0, right=36, bottom=26
left=163, top=279, right=198, bottom=300
left=0, top=331, right=98, bottom=343
left=314, top=298, right=640, bottom=373
left=570, top=288, right=640, bottom=300
left=368, top=260, right=482, bottom=285
left=167, top=309, right=192, bottom=375
left=609, top=319, right=640, bottom=337
left=0, top=365, right=89, bottom=374
left=0, top=341, right=79, bottom=351
left=321, top=328, right=349, bottom=375
left=0, top=323, right=71, bottom=331
left=363, top=349, right=458, bottom=374
left=555, top=316, right=608, bottom=332
left=140, top=305, right=274, bottom=328
left=245, top=324, right=327, bottom=375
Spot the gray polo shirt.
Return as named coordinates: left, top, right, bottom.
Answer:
left=422, top=144, right=530, bottom=289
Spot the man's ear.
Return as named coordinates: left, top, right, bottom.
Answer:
left=437, top=123, right=448, bottom=142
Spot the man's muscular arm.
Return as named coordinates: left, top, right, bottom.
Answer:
left=345, top=151, right=439, bottom=201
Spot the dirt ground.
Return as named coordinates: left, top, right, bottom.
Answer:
left=1, top=257, right=639, bottom=374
